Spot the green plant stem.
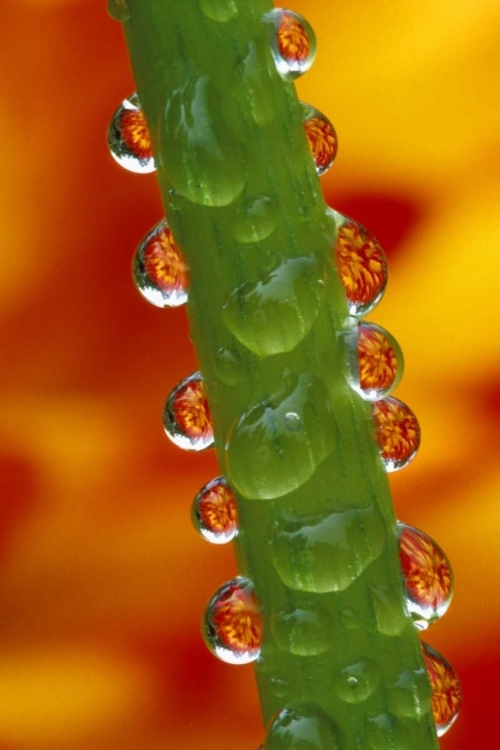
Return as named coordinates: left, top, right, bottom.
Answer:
left=112, top=0, right=439, bottom=747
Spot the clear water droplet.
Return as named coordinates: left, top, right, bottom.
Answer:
left=192, top=476, right=238, bottom=544
left=226, top=373, right=337, bottom=500
left=107, top=0, right=130, bottom=21
left=133, top=220, right=188, bottom=308
left=107, top=94, right=155, bottom=174
left=331, top=210, right=388, bottom=316
left=398, top=523, right=454, bottom=629
left=333, top=659, right=381, bottom=704
left=387, top=668, right=432, bottom=720
left=198, top=0, right=238, bottom=22
left=271, top=600, right=334, bottom=656
left=223, top=257, right=326, bottom=357
left=365, top=713, right=412, bottom=750
left=202, top=577, right=262, bottom=665
left=230, top=41, right=280, bottom=127
left=214, top=347, right=242, bottom=386
left=284, top=412, right=302, bottom=432
left=271, top=505, right=386, bottom=593
left=369, top=584, right=408, bottom=637
left=372, top=397, right=420, bottom=472
left=302, top=102, right=338, bottom=176
left=231, top=196, right=278, bottom=244
left=270, top=674, right=290, bottom=698
left=163, top=372, right=213, bottom=451
left=266, top=10, right=317, bottom=81
left=422, top=641, right=462, bottom=737
left=265, top=701, right=341, bottom=750
left=345, top=321, right=404, bottom=400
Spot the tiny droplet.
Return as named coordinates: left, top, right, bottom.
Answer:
left=107, top=0, right=130, bottom=21
left=192, top=476, right=238, bottom=544
left=163, top=373, right=213, bottom=451
left=266, top=9, right=316, bottom=80
left=422, top=641, right=462, bottom=737
left=107, top=94, right=155, bottom=174
left=133, top=220, right=188, bottom=308
left=302, top=103, right=338, bottom=175
left=372, top=397, right=420, bottom=472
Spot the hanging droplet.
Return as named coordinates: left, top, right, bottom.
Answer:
left=372, top=397, right=420, bottom=472
left=302, top=103, right=338, bottom=175
left=202, top=577, right=262, bottom=664
left=422, top=642, right=462, bottom=737
left=107, top=94, right=155, bottom=174
left=192, top=477, right=238, bottom=544
left=398, top=524, right=454, bottom=629
left=163, top=373, right=213, bottom=451
left=332, top=212, right=388, bottom=316
left=266, top=9, right=316, bottom=80
left=346, top=322, right=403, bottom=400
left=133, top=220, right=188, bottom=308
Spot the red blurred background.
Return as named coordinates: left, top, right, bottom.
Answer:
left=1, top=0, right=498, bottom=748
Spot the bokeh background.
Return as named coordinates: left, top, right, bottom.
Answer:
left=1, top=0, right=498, bottom=748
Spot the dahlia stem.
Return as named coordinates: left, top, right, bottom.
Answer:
left=110, top=0, right=439, bottom=746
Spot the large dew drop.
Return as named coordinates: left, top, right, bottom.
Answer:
left=107, top=94, right=155, bottom=174
left=271, top=600, right=334, bottom=657
left=398, top=523, right=454, bottom=630
left=202, top=577, right=262, bottom=665
left=266, top=10, right=317, bottom=81
left=422, top=642, right=462, bottom=737
left=163, top=373, right=213, bottom=451
left=302, top=103, right=338, bottom=176
left=231, top=196, right=278, bottom=244
left=133, top=220, right=188, bottom=308
left=372, top=397, right=420, bottom=472
left=265, top=701, right=342, bottom=750
left=345, top=322, right=403, bottom=400
left=192, top=476, right=238, bottom=544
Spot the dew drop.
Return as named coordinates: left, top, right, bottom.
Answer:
left=270, top=674, right=290, bottom=698
left=198, top=0, right=238, bottom=21
left=231, top=196, right=278, bottom=244
left=422, top=642, right=462, bottom=737
left=387, top=668, right=432, bottom=721
left=284, top=412, right=302, bottom=432
left=223, top=257, right=326, bottom=358
left=398, top=523, right=454, bottom=630
left=107, top=94, right=155, bottom=174
left=331, top=211, right=388, bottom=316
left=365, top=713, right=412, bottom=750
left=266, top=701, right=342, bottom=750
left=107, top=0, right=130, bottom=21
left=214, top=346, right=243, bottom=386
left=266, top=10, right=317, bottom=81
left=271, top=600, right=334, bottom=656
left=230, top=41, right=280, bottom=127
left=372, top=398, right=420, bottom=472
left=369, top=584, right=408, bottom=637
left=202, top=577, right=262, bottom=665
left=302, top=103, right=338, bottom=176
left=345, top=322, right=403, bottom=400
left=271, top=505, right=386, bottom=593
left=133, top=220, right=188, bottom=308
left=332, top=659, right=382, bottom=704
left=226, top=373, right=337, bottom=500
left=192, top=476, right=238, bottom=544
left=163, top=372, right=213, bottom=451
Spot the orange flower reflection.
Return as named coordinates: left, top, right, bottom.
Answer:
left=171, top=377, right=212, bottom=444
left=142, top=225, right=188, bottom=295
left=336, top=220, right=387, bottom=313
left=400, top=526, right=452, bottom=611
left=198, top=479, right=238, bottom=538
left=277, top=12, right=310, bottom=64
left=304, top=116, right=337, bottom=173
left=120, top=108, right=153, bottom=161
left=212, top=582, right=262, bottom=654
left=423, top=643, right=462, bottom=735
left=358, top=325, right=398, bottom=393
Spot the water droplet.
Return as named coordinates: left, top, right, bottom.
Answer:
left=107, top=0, right=130, bottom=21
left=107, top=94, right=155, bottom=174
left=223, top=257, right=326, bottom=358
left=266, top=10, right=317, bottom=81
left=345, top=322, right=404, bottom=400
left=284, top=412, right=302, bottom=432
left=387, top=668, right=432, bottom=720
left=302, top=103, right=338, bottom=176
left=214, top=347, right=243, bottom=386
left=265, top=701, right=341, bottom=750
left=422, top=642, right=461, bottom=737
left=163, top=372, right=213, bottom=451
left=372, top=397, right=420, bottom=472
left=365, top=713, right=412, bottom=750
left=198, top=0, right=238, bottom=21
left=271, top=505, right=386, bottom=593
left=226, top=373, right=337, bottom=500
left=133, top=220, right=188, bottom=308
left=332, top=212, right=388, bottom=316
left=192, top=476, right=238, bottom=544
left=159, top=76, right=246, bottom=206
left=398, top=523, right=454, bottom=630
left=340, top=608, right=362, bottom=630
left=333, top=659, right=382, bottom=704
left=202, top=577, right=262, bottom=665
left=231, top=196, right=278, bottom=244
left=270, top=675, right=290, bottom=698
left=271, top=600, right=334, bottom=656
left=369, top=584, right=408, bottom=637
left=230, top=41, right=280, bottom=127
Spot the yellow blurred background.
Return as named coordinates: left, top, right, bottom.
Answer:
left=1, top=0, right=498, bottom=748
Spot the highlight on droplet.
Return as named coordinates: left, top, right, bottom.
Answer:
left=422, top=641, right=462, bottom=737
left=202, top=577, right=262, bottom=664
left=302, top=103, right=338, bottom=175
left=346, top=321, right=403, bottom=400
left=163, top=372, right=213, bottom=451
left=107, top=93, right=155, bottom=174
left=372, top=397, right=420, bottom=472
left=266, top=9, right=316, bottom=80
left=133, top=219, right=188, bottom=308
left=192, top=476, right=238, bottom=544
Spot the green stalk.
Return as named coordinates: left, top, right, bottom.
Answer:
left=110, top=0, right=439, bottom=747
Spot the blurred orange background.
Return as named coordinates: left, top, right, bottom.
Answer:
left=1, top=0, right=498, bottom=748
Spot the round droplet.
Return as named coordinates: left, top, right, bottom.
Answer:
left=333, top=212, right=388, bottom=316
left=266, top=701, right=341, bottom=750
left=202, top=577, right=262, bottom=665
left=271, top=600, right=334, bottom=656
left=223, top=257, right=326, bottom=358
left=266, top=10, right=317, bottom=81
left=231, top=196, right=278, bottom=244
left=163, top=372, right=213, bottom=451
left=302, top=103, right=338, bottom=176
left=198, top=0, right=237, bottom=21
left=398, top=524, right=454, bottom=630
left=422, top=642, right=462, bottom=737
left=346, top=322, right=403, bottom=400
left=270, top=675, right=290, bottom=698
left=192, top=476, right=238, bottom=544
left=372, top=398, right=420, bottom=472
left=107, top=0, right=130, bottom=21
left=271, top=505, right=386, bottom=593
left=332, top=659, right=382, bottom=704
left=365, top=713, right=412, bottom=750
left=369, top=584, right=408, bottom=637
left=107, top=94, right=155, bottom=174
left=284, top=412, right=302, bottom=432
left=133, top=220, right=188, bottom=308
left=387, top=669, right=432, bottom=719
left=214, top=347, right=243, bottom=386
